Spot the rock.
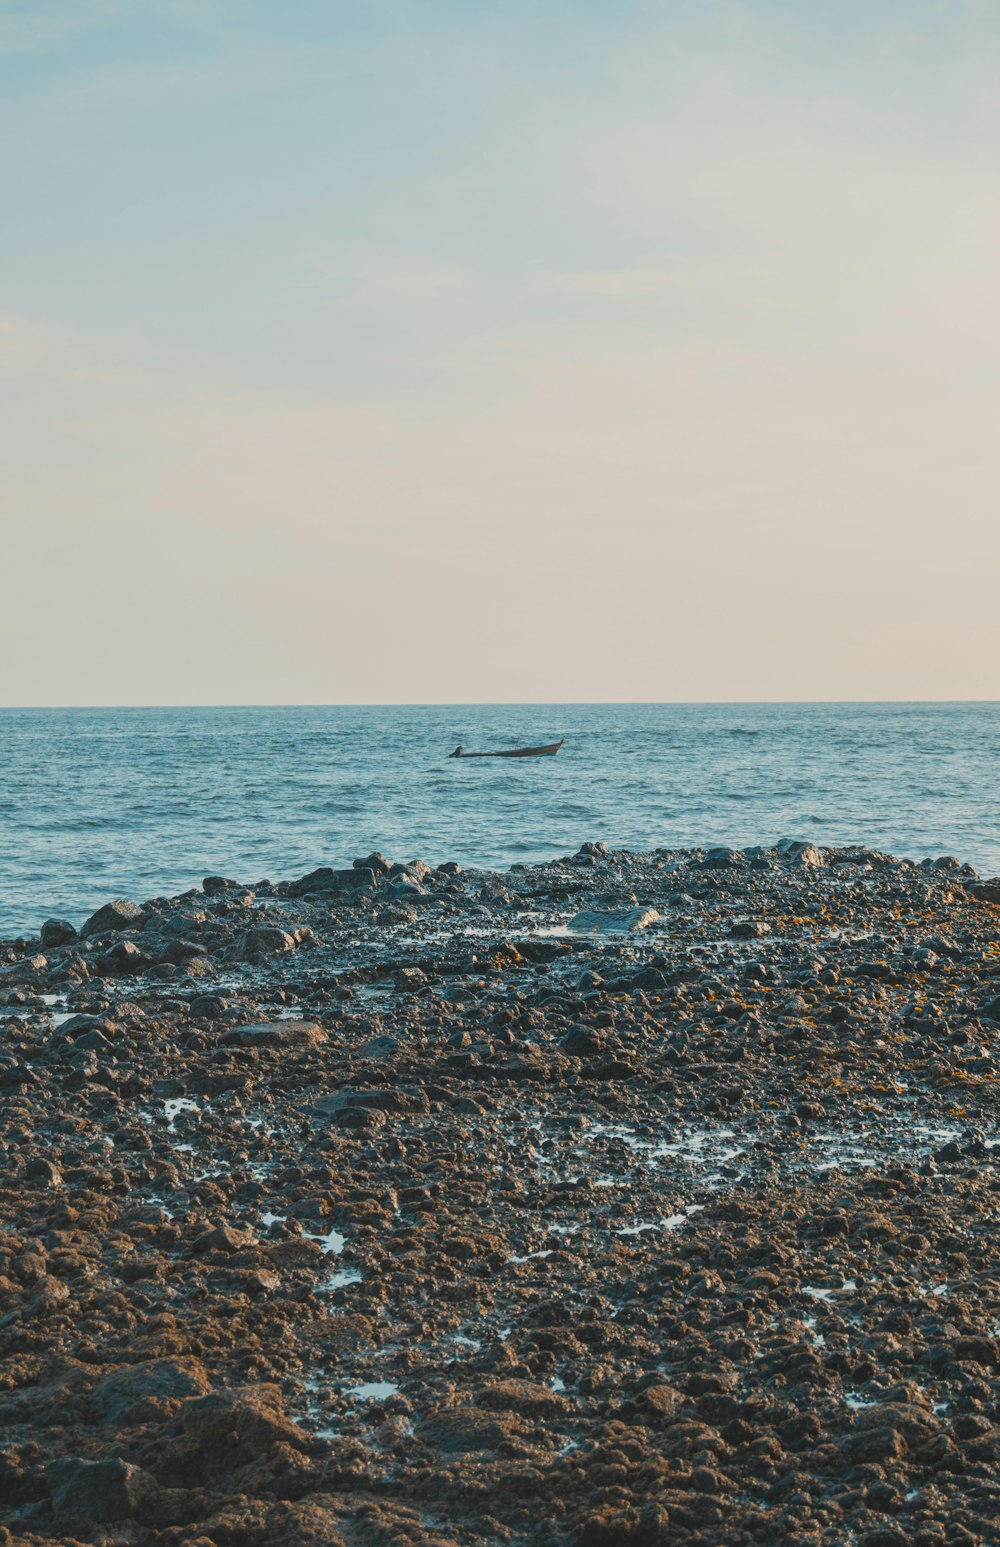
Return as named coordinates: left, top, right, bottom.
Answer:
left=48, top=1456, right=151, bottom=1527
left=25, top=1157, right=62, bottom=1186
left=159, top=1385, right=311, bottom=1488
left=389, top=859, right=432, bottom=883
left=222, top=1020, right=326, bottom=1049
left=190, top=993, right=229, bottom=1017
left=776, top=839, right=825, bottom=867
left=58, top=1013, right=102, bottom=1038
left=80, top=898, right=144, bottom=938
left=232, top=926, right=298, bottom=961
left=191, top=1224, right=259, bottom=1255
left=91, top=1358, right=212, bottom=1424
left=437, top=860, right=462, bottom=876
left=288, top=867, right=379, bottom=897
left=966, top=878, right=1000, bottom=903
left=353, top=852, right=394, bottom=876
left=74, top=1028, right=113, bottom=1053
left=702, top=847, right=741, bottom=868
left=105, top=938, right=146, bottom=973
left=566, top=907, right=660, bottom=934
left=978, top=996, right=1000, bottom=1023
left=202, top=875, right=239, bottom=893
left=477, top=1379, right=571, bottom=1418
left=39, top=918, right=77, bottom=947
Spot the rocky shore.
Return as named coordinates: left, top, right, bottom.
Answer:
left=1, top=841, right=998, bottom=1547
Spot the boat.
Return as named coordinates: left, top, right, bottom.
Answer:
left=448, top=739, right=564, bottom=759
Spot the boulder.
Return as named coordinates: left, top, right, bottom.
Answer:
left=222, top=1020, right=326, bottom=1049
left=776, top=839, right=825, bottom=867
left=353, top=851, right=393, bottom=876
left=91, top=1358, right=212, bottom=1425
left=202, top=875, right=239, bottom=894
left=967, top=878, right=1000, bottom=904
left=567, top=907, right=660, bottom=934
left=48, top=1456, right=151, bottom=1527
left=80, top=899, right=144, bottom=938
left=288, top=866, right=379, bottom=897
left=232, top=927, right=297, bottom=962
left=39, top=918, right=77, bottom=947
left=157, top=1385, right=311, bottom=1489
left=701, top=847, right=742, bottom=868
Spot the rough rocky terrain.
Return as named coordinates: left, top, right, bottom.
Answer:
left=1, top=840, right=998, bottom=1546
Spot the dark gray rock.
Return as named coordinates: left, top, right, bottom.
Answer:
left=232, top=926, right=297, bottom=961
left=702, top=847, right=741, bottom=869
left=48, top=1456, right=150, bottom=1526
left=202, top=875, right=239, bottom=893
left=354, top=851, right=393, bottom=876
left=39, top=918, right=77, bottom=947
left=221, top=1019, right=326, bottom=1049
left=288, top=866, right=379, bottom=896
left=776, top=838, right=825, bottom=867
left=91, top=1358, right=211, bottom=1424
left=80, top=899, right=144, bottom=938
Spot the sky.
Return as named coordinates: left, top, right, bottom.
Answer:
left=2, top=0, right=999, bottom=705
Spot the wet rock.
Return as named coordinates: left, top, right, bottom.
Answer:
left=91, top=1358, right=212, bottom=1424
left=222, top=1019, right=326, bottom=1049
left=156, top=1385, right=311, bottom=1489
left=354, top=851, right=394, bottom=876
left=48, top=1456, right=151, bottom=1527
left=232, top=926, right=298, bottom=961
left=191, top=1223, right=259, bottom=1255
left=80, top=898, right=145, bottom=937
left=39, top=918, right=77, bottom=947
left=776, top=838, right=825, bottom=866
left=566, top=907, right=660, bottom=934
left=966, top=877, right=1000, bottom=903
left=288, top=866, right=379, bottom=896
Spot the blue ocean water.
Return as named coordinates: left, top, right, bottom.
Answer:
left=0, top=703, right=997, bottom=938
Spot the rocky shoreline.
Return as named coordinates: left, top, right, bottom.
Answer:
left=1, top=841, right=998, bottom=1546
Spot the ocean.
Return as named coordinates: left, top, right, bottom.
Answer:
left=1, top=702, right=997, bottom=938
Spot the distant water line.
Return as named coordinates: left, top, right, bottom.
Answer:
left=0, top=702, right=997, bottom=936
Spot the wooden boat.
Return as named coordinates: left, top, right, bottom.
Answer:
left=448, top=739, right=564, bottom=759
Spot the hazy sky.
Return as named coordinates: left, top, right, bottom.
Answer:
left=2, top=0, right=999, bottom=704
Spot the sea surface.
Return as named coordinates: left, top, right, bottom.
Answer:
left=0, top=702, right=997, bottom=938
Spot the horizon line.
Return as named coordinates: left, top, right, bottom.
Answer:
left=1, top=698, right=999, bottom=712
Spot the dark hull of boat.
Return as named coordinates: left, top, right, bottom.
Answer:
left=449, top=739, right=564, bottom=760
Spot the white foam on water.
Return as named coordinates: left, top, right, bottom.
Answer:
left=844, top=1393, right=878, bottom=1409
left=510, top=1249, right=553, bottom=1263
left=261, top=1211, right=286, bottom=1228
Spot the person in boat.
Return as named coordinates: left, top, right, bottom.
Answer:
left=450, top=746, right=464, bottom=758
